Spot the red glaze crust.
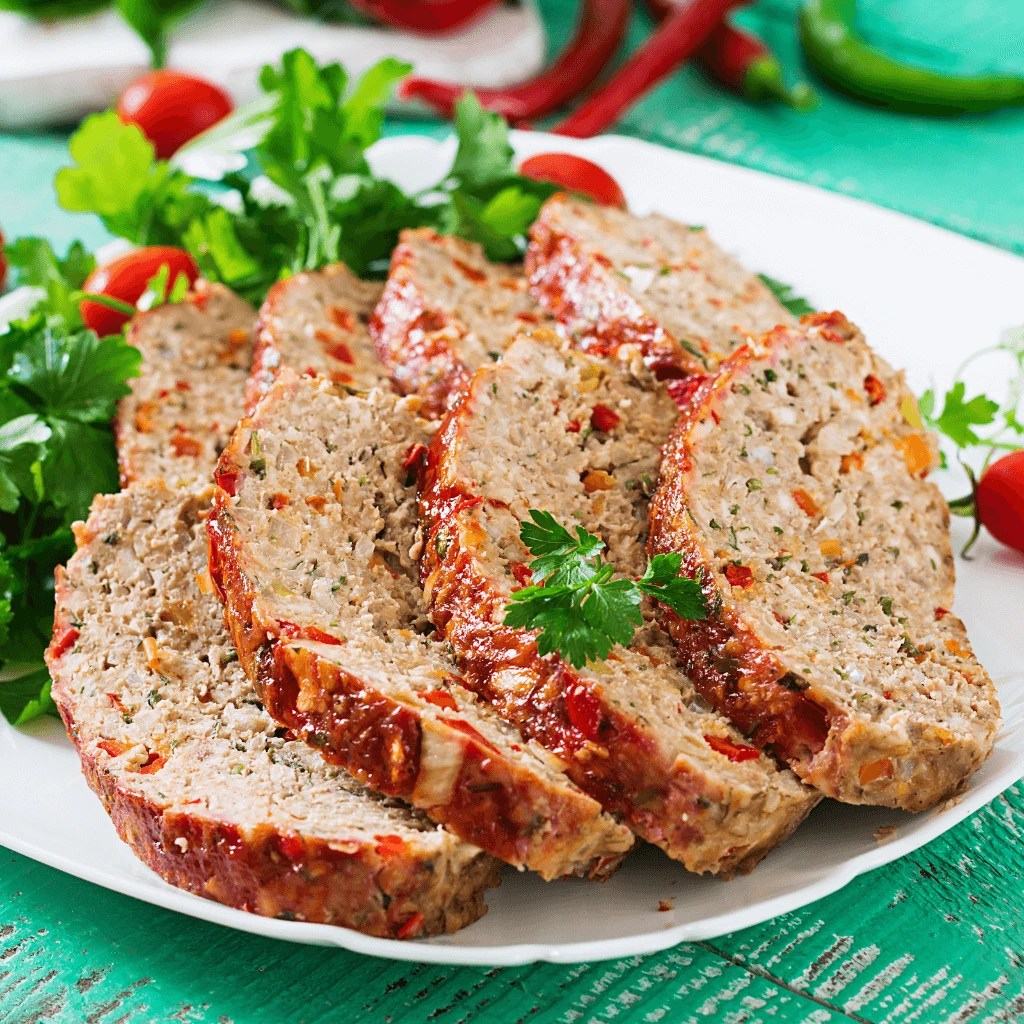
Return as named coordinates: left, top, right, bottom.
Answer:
left=648, top=314, right=995, bottom=809
left=47, top=568, right=496, bottom=939
left=207, top=494, right=631, bottom=882
left=525, top=195, right=691, bottom=378
left=418, top=377, right=817, bottom=878
left=370, top=229, right=542, bottom=419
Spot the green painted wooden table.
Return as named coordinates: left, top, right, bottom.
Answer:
left=3, top=2, right=1024, bottom=1021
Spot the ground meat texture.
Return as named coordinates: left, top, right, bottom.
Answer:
left=526, top=195, right=793, bottom=376
left=420, top=330, right=818, bottom=877
left=246, top=263, right=388, bottom=415
left=115, top=281, right=255, bottom=490
left=46, top=484, right=500, bottom=939
left=648, top=313, right=1001, bottom=810
left=370, top=229, right=555, bottom=419
left=208, top=370, right=634, bottom=880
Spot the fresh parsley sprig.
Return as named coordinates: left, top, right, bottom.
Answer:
left=919, top=326, right=1024, bottom=554
left=55, top=53, right=559, bottom=301
left=503, top=510, right=706, bottom=669
left=0, top=243, right=142, bottom=725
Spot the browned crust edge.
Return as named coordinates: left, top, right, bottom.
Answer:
left=46, top=565, right=497, bottom=939
left=206, top=398, right=632, bottom=881
left=524, top=194, right=693, bottom=378
left=418, top=377, right=819, bottom=879
left=369, top=229, right=479, bottom=419
left=649, top=314, right=999, bottom=811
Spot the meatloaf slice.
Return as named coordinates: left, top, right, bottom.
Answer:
left=46, top=483, right=499, bottom=938
left=115, top=281, right=255, bottom=489
left=370, top=228, right=553, bottom=418
left=246, top=263, right=388, bottom=414
left=648, top=312, right=1001, bottom=810
left=526, top=194, right=793, bottom=376
left=420, top=330, right=818, bottom=877
left=208, top=371, right=634, bottom=880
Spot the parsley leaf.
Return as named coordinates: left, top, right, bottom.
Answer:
left=56, top=112, right=212, bottom=249
left=758, top=274, right=815, bottom=316
left=503, top=511, right=706, bottom=668
left=449, top=92, right=516, bottom=191
left=4, top=238, right=95, bottom=328
left=0, top=310, right=139, bottom=722
left=919, top=381, right=999, bottom=449
left=0, top=415, right=51, bottom=513
left=9, top=327, right=141, bottom=423
left=637, top=553, right=707, bottom=620
left=519, top=509, right=604, bottom=587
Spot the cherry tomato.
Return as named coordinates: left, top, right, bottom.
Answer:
left=518, top=153, right=627, bottom=208
left=977, top=450, right=1024, bottom=554
left=80, top=247, right=199, bottom=337
left=117, top=71, right=234, bottom=160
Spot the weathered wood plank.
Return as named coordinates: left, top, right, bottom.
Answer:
left=2, top=784, right=1023, bottom=1023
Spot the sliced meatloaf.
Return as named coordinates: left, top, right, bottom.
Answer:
left=115, top=281, right=255, bottom=489
left=420, top=330, right=818, bottom=877
left=246, top=263, right=389, bottom=414
left=526, top=194, right=793, bottom=376
left=46, top=482, right=500, bottom=938
left=648, top=312, right=1001, bottom=810
left=208, top=370, right=634, bottom=880
left=370, top=229, right=553, bottom=418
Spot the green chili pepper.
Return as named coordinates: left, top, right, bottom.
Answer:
left=800, top=0, right=1024, bottom=115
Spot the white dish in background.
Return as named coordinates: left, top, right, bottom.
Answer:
left=0, top=0, right=544, bottom=128
left=2, top=132, right=1024, bottom=966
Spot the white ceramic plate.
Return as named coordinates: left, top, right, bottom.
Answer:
left=3, top=132, right=1024, bottom=966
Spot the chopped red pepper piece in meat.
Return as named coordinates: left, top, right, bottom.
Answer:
left=564, top=683, right=604, bottom=742
left=421, top=689, right=459, bottom=712
left=724, top=564, right=754, bottom=588
left=704, top=734, right=761, bottom=762
left=375, top=833, right=411, bottom=858
left=864, top=374, right=886, bottom=406
left=590, top=404, right=621, bottom=432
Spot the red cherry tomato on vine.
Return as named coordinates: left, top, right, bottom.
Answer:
left=117, top=71, right=234, bottom=160
left=977, top=451, right=1024, bottom=554
left=518, top=153, right=626, bottom=208
left=80, top=247, right=199, bottom=337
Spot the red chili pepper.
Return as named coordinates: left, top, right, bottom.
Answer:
left=555, top=0, right=745, bottom=138
left=508, top=561, right=534, bottom=588
left=347, top=0, right=500, bottom=35
left=398, top=0, right=631, bottom=122
left=724, top=564, right=755, bottom=589
left=138, top=751, right=167, bottom=775
left=277, top=621, right=344, bottom=646
left=643, top=1, right=815, bottom=109
left=863, top=374, right=886, bottom=406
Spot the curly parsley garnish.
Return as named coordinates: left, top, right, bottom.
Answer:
left=503, top=510, right=706, bottom=669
